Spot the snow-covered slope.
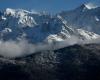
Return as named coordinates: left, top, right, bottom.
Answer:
left=59, top=4, right=100, bottom=34
left=0, top=8, right=99, bottom=44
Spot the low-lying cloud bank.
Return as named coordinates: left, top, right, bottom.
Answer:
left=0, top=40, right=34, bottom=57
left=0, top=36, right=99, bottom=58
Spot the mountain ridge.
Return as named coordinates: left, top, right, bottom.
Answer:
left=0, top=7, right=99, bottom=44
left=59, top=4, right=100, bottom=34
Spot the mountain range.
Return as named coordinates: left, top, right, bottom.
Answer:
left=0, top=4, right=100, bottom=44
left=0, top=3, right=100, bottom=80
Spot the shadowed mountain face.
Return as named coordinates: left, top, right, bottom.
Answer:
left=0, top=4, right=100, bottom=80
left=59, top=4, right=100, bottom=34
left=0, top=44, right=100, bottom=80
left=0, top=8, right=99, bottom=43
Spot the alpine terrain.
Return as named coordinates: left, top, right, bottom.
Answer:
left=0, top=3, right=100, bottom=80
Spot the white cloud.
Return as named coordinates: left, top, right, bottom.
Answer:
left=0, top=36, right=99, bottom=58
left=0, top=37, right=80, bottom=58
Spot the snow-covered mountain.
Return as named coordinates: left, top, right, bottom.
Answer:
left=59, top=4, right=100, bottom=34
left=0, top=8, right=99, bottom=44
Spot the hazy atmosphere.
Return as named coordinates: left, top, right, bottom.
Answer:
left=0, top=0, right=100, bottom=80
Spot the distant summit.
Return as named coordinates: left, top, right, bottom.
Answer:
left=85, top=3, right=98, bottom=9
left=59, top=3, right=100, bottom=34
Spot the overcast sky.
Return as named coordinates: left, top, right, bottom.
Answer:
left=0, top=0, right=100, bottom=13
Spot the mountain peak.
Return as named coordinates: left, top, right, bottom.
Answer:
left=5, top=8, right=41, bottom=16
left=79, top=4, right=86, bottom=9
left=5, top=8, right=16, bottom=16
left=84, top=3, right=98, bottom=10
left=75, top=3, right=98, bottom=12
left=75, top=4, right=89, bottom=12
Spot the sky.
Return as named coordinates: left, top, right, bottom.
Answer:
left=0, top=0, right=100, bottom=14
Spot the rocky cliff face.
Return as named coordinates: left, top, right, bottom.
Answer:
left=0, top=4, right=100, bottom=80
left=59, top=4, right=100, bottom=34
left=0, top=8, right=99, bottom=43
left=0, top=44, right=100, bottom=80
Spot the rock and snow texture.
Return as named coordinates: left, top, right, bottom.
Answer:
left=0, top=7, right=99, bottom=57
left=84, top=3, right=98, bottom=9
left=0, top=8, right=100, bottom=44
left=59, top=4, right=100, bottom=34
